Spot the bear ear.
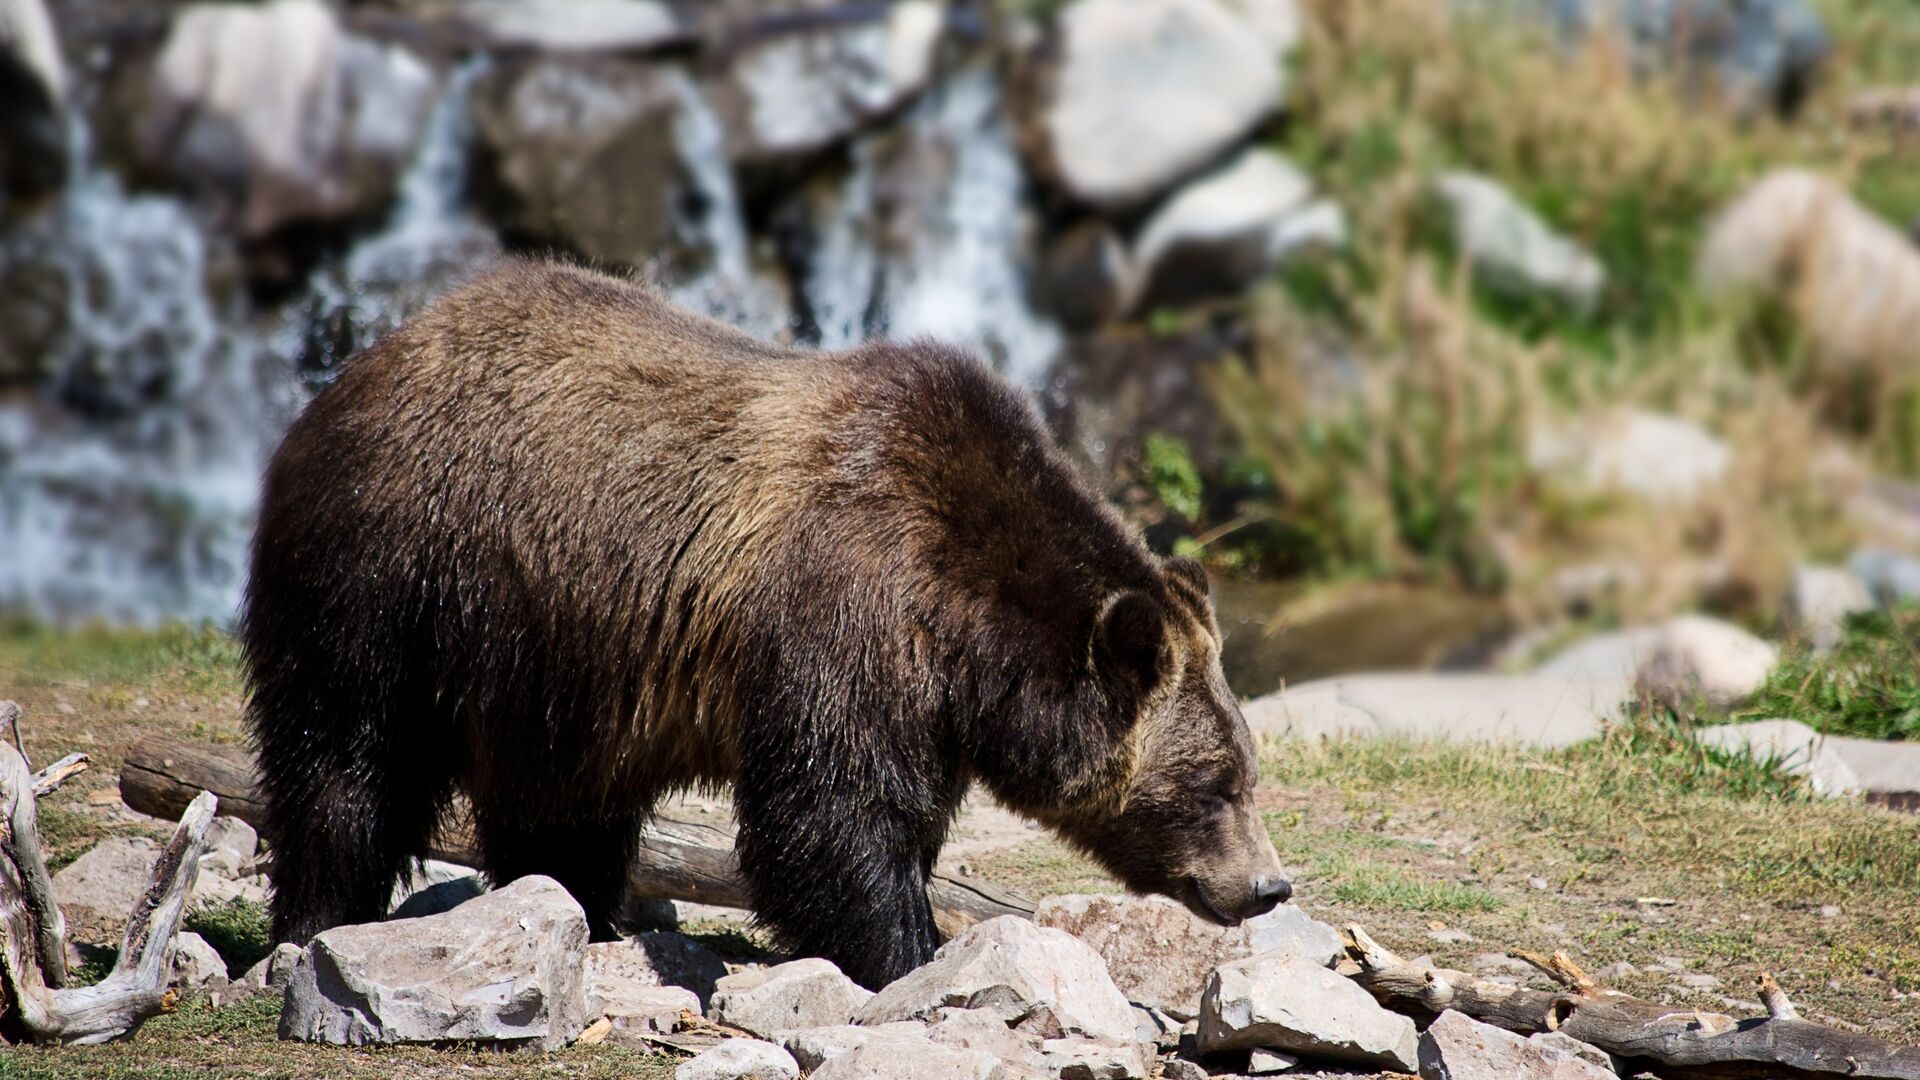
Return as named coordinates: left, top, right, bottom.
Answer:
left=1094, top=590, right=1171, bottom=692
left=1163, top=555, right=1210, bottom=598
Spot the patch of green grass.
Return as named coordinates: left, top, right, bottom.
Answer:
left=0, top=617, right=243, bottom=695
left=1324, top=862, right=1503, bottom=914
left=1742, top=604, right=1920, bottom=740
left=185, top=898, right=274, bottom=979
left=1143, top=432, right=1204, bottom=524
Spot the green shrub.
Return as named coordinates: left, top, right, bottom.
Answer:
left=1743, top=604, right=1920, bottom=741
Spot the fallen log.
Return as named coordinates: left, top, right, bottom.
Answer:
left=2, top=733, right=217, bottom=1044
left=119, top=735, right=1034, bottom=937
left=1341, top=924, right=1920, bottom=1080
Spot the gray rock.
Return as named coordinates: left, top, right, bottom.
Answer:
left=0, top=0, right=68, bottom=200
left=169, top=931, right=229, bottom=991
left=1852, top=547, right=1920, bottom=606
left=200, top=816, right=259, bottom=879
left=1040, top=1037, right=1152, bottom=1079
left=220, top=942, right=303, bottom=1006
left=1527, top=410, right=1730, bottom=506
left=709, top=957, right=874, bottom=1037
left=1418, top=1008, right=1614, bottom=1078
left=279, top=875, right=588, bottom=1048
left=1030, top=0, right=1298, bottom=207
left=1248, top=1047, right=1301, bottom=1073
left=587, top=932, right=730, bottom=1010
left=1535, top=615, right=1777, bottom=709
left=1159, top=1060, right=1208, bottom=1080
left=811, top=1040, right=1003, bottom=1080
left=1787, top=564, right=1873, bottom=653
left=1244, top=673, right=1629, bottom=748
left=1823, top=733, right=1920, bottom=812
left=1434, top=171, right=1604, bottom=309
left=587, top=940, right=701, bottom=1045
left=1130, top=148, right=1343, bottom=310
left=927, top=1006, right=1046, bottom=1063
left=677, top=1037, right=801, bottom=1080
left=1197, top=952, right=1418, bottom=1071
left=52, top=836, right=162, bottom=943
left=1034, top=894, right=1342, bottom=1020
left=781, top=1022, right=933, bottom=1071
left=707, top=1, right=944, bottom=165
left=1528, top=1031, right=1617, bottom=1073
left=113, top=0, right=435, bottom=244
left=1692, top=719, right=1861, bottom=798
left=857, top=916, right=1136, bottom=1043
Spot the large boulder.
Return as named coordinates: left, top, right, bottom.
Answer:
left=709, top=957, right=874, bottom=1037
left=1699, top=170, right=1920, bottom=384
left=1418, top=1008, right=1616, bottom=1079
left=856, top=916, right=1136, bottom=1043
left=705, top=1, right=945, bottom=166
left=1027, top=0, right=1299, bottom=208
left=109, top=0, right=435, bottom=251
left=279, top=875, right=589, bottom=1048
left=0, top=0, right=67, bottom=202
left=468, top=55, right=693, bottom=270
left=1129, top=147, right=1343, bottom=310
left=1535, top=614, right=1778, bottom=709
left=1034, top=893, right=1342, bottom=1019
left=1433, top=172, right=1604, bottom=310
left=1196, top=952, right=1418, bottom=1071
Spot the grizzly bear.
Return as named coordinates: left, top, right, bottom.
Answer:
left=243, top=259, right=1288, bottom=989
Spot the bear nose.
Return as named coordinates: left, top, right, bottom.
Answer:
left=1247, top=875, right=1292, bottom=916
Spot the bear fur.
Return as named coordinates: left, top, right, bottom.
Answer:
left=243, top=260, right=1284, bottom=989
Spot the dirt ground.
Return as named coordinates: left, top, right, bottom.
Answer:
left=2, top=627, right=1918, bottom=1078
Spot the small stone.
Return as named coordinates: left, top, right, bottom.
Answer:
left=200, top=817, right=259, bottom=878
left=1677, top=973, right=1722, bottom=991
left=1247, top=1046, right=1300, bottom=1073
left=1528, top=1031, right=1617, bottom=1073
left=1434, top=171, right=1604, bottom=309
left=1159, top=1061, right=1208, bottom=1080
left=1470, top=954, right=1535, bottom=977
left=857, top=916, right=1136, bottom=1043
left=169, top=931, right=229, bottom=990
left=1197, top=952, right=1417, bottom=1071
left=709, top=957, right=874, bottom=1037
left=1428, top=928, right=1474, bottom=946
left=1528, top=876, right=1550, bottom=892
left=675, top=1037, right=801, bottom=1080
left=1788, top=564, right=1874, bottom=654
left=220, top=941, right=302, bottom=1005
left=1819, top=904, right=1842, bottom=918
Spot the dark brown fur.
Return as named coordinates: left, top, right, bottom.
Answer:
left=243, top=259, right=1285, bottom=988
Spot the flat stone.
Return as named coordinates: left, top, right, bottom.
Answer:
left=1692, top=719, right=1861, bottom=798
left=1244, top=673, right=1629, bottom=748
left=279, top=875, right=588, bottom=1048
left=676, top=1037, right=801, bottom=1080
left=1248, top=1047, right=1301, bottom=1073
left=1035, top=894, right=1342, bottom=1020
left=586, top=945, right=700, bottom=1048
left=52, top=836, right=162, bottom=943
left=1824, top=734, right=1920, bottom=811
left=710, top=957, right=874, bottom=1037
left=857, top=916, right=1136, bottom=1043
left=927, top=1006, right=1046, bottom=1063
left=1418, top=1008, right=1614, bottom=1079
left=1197, top=952, right=1417, bottom=1071
left=448, top=0, right=688, bottom=52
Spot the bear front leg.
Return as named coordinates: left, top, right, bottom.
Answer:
left=733, top=768, right=946, bottom=990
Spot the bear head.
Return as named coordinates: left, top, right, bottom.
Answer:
left=1047, top=555, right=1291, bottom=926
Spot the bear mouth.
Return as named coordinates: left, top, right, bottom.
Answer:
left=1183, top=877, right=1244, bottom=927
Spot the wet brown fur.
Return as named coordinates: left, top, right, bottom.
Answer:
left=242, top=259, right=1282, bottom=988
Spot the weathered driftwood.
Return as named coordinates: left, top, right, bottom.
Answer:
left=120, top=735, right=1035, bottom=936
left=1341, top=924, right=1920, bottom=1080
left=1, top=738, right=217, bottom=1044
left=31, top=753, right=90, bottom=798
